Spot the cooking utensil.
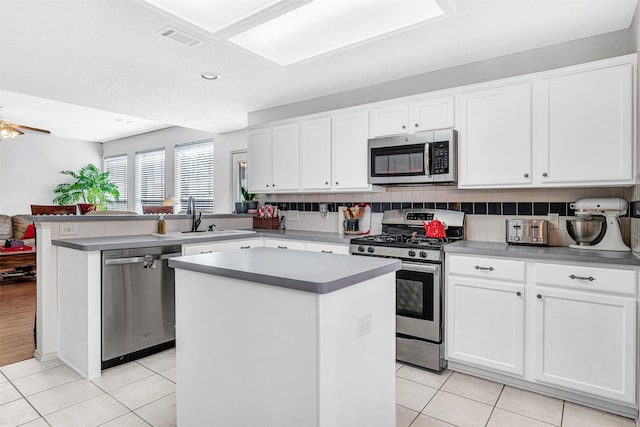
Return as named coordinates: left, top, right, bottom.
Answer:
left=566, top=217, right=606, bottom=246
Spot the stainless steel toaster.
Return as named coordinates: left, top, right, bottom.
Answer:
left=506, top=219, right=549, bottom=245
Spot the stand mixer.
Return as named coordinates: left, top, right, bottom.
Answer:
left=568, top=198, right=630, bottom=252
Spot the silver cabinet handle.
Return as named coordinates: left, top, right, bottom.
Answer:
left=321, top=250, right=333, bottom=253
left=277, top=245, right=288, bottom=249
left=516, top=291, right=522, bottom=296
left=474, top=265, right=494, bottom=271
left=200, top=250, right=213, bottom=254
left=240, top=246, right=251, bottom=249
left=569, top=274, right=595, bottom=281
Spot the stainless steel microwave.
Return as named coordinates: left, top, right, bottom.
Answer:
left=368, top=129, right=457, bottom=185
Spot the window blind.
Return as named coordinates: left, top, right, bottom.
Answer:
left=135, top=148, right=165, bottom=213
left=104, top=154, right=128, bottom=211
left=175, top=140, right=214, bottom=212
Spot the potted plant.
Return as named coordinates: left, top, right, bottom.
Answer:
left=52, top=164, right=120, bottom=212
left=242, top=187, right=258, bottom=211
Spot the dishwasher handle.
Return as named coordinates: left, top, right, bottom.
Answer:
left=104, top=252, right=182, bottom=266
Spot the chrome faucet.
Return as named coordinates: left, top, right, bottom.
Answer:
left=187, top=196, right=201, bottom=232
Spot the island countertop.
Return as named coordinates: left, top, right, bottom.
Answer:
left=169, top=247, right=401, bottom=294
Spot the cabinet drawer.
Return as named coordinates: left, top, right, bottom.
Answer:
left=305, top=242, right=349, bottom=255
left=182, top=242, right=227, bottom=256
left=227, top=239, right=263, bottom=251
left=263, top=239, right=306, bottom=250
left=535, top=263, right=636, bottom=295
left=447, top=255, right=525, bottom=283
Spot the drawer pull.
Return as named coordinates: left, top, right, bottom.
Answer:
left=200, top=250, right=213, bottom=254
left=277, top=246, right=288, bottom=249
left=321, top=250, right=333, bottom=253
left=537, top=294, right=542, bottom=299
left=569, top=274, right=595, bottom=281
left=240, top=246, right=251, bottom=249
left=474, top=266, right=494, bottom=271
left=516, top=291, right=522, bottom=297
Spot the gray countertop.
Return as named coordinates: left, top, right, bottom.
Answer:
left=52, top=229, right=352, bottom=251
left=169, top=247, right=400, bottom=294
left=445, top=241, right=640, bottom=266
left=28, top=213, right=252, bottom=222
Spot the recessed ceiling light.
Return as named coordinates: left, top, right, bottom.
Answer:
left=229, top=0, right=453, bottom=66
left=200, top=72, right=219, bottom=80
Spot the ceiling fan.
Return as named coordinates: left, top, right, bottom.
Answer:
left=0, top=108, right=51, bottom=141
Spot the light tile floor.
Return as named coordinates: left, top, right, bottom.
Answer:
left=0, top=350, right=635, bottom=427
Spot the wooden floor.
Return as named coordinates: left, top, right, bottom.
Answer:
left=0, top=279, right=36, bottom=367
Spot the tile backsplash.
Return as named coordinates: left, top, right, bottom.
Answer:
left=260, top=186, right=632, bottom=247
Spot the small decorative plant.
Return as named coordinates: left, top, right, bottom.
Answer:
left=52, top=164, right=120, bottom=211
left=241, top=187, right=255, bottom=201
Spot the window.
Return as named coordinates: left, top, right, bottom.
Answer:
left=135, top=148, right=165, bottom=213
left=104, top=154, right=128, bottom=211
left=175, top=140, right=214, bottom=212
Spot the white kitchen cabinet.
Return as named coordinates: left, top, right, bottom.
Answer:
left=457, top=83, right=532, bottom=188
left=271, top=122, right=300, bottom=191
left=332, top=110, right=371, bottom=191
left=370, top=104, right=409, bottom=137
left=532, top=64, right=634, bottom=186
left=532, top=263, right=636, bottom=404
left=446, top=253, right=638, bottom=407
left=247, top=128, right=273, bottom=193
left=264, top=238, right=306, bottom=250
left=300, top=117, right=332, bottom=191
left=304, top=242, right=349, bottom=255
left=412, top=96, right=454, bottom=132
left=182, top=241, right=228, bottom=256
left=446, top=256, right=525, bottom=376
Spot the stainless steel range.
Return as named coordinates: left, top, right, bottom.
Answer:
left=349, top=208, right=465, bottom=371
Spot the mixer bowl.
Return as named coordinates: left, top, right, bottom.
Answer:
left=566, top=217, right=606, bottom=246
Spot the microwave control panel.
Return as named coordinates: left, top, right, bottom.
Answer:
left=431, top=141, right=449, bottom=175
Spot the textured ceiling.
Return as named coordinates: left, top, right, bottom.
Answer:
left=0, top=0, right=637, bottom=142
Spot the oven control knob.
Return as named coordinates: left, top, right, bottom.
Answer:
left=419, top=251, right=428, bottom=258
left=408, top=250, right=416, bottom=257
left=357, top=246, right=365, bottom=253
left=367, top=246, right=375, bottom=253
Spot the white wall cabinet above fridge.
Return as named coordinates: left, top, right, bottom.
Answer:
left=369, top=96, right=455, bottom=138
left=457, top=57, right=635, bottom=189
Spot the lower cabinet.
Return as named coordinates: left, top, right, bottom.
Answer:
left=446, top=254, right=638, bottom=406
left=447, top=277, right=524, bottom=376
left=183, top=237, right=347, bottom=257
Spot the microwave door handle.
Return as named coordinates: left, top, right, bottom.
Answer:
left=425, top=142, right=431, bottom=176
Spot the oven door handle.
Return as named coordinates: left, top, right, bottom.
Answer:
left=401, top=263, right=439, bottom=274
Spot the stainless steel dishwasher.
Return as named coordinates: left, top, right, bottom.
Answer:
left=102, top=245, right=182, bottom=369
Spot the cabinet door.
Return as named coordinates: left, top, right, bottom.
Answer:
left=271, top=123, right=300, bottom=191
left=457, top=83, right=532, bottom=188
left=370, top=104, right=409, bottom=137
left=532, top=287, right=636, bottom=404
left=446, top=276, right=525, bottom=376
left=300, top=117, right=332, bottom=191
left=247, top=128, right=272, bottom=193
left=533, top=65, right=633, bottom=185
left=332, top=110, right=371, bottom=190
left=412, top=96, right=454, bottom=132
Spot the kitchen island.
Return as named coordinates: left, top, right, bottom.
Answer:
left=169, top=247, right=400, bottom=427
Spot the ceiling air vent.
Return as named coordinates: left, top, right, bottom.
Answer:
left=157, top=26, right=202, bottom=47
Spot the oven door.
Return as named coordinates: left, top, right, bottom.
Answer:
left=395, top=262, right=441, bottom=342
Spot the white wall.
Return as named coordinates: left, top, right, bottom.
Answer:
left=631, top=1, right=640, bottom=52
left=102, top=126, right=247, bottom=214
left=0, top=133, right=101, bottom=215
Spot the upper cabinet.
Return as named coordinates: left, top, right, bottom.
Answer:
left=300, top=117, right=332, bottom=191
left=247, top=123, right=300, bottom=193
left=332, top=110, right=371, bottom=191
left=458, top=58, right=635, bottom=189
left=457, top=83, right=532, bottom=188
left=370, top=96, right=455, bottom=138
left=532, top=64, right=633, bottom=186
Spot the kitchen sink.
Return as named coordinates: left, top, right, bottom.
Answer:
left=153, top=230, right=256, bottom=239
